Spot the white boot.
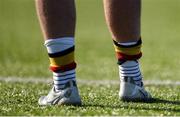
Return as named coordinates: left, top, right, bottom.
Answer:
left=38, top=80, right=82, bottom=106
left=119, top=77, right=152, bottom=101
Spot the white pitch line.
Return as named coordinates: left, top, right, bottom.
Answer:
left=0, top=77, right=180, bottom=86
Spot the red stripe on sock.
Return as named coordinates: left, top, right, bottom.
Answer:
left=50, top=62, right=76, bottom=72
left=116, top=52, right=142, bottom=61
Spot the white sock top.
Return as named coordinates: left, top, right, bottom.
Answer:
left=44, top=37, right=74, bottom=53
left=118, top=41, right=137, bottom=46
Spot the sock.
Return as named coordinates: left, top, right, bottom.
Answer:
left=119, top=60, right=143, bottom=86
left=113, top=39, right=143, bottom=87
left=45, top=37, right=76, bottom=91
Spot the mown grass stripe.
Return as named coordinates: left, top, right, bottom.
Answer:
left=0, top=77, right=180, bottom=86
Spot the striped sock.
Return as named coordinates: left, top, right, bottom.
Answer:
left=113, top=39, right=143, bottom=87
left=45, top=37, right=76, bottom=91
left=119, top=60, right=143, bottom=86
left=53, top=69, right=76, bottom=90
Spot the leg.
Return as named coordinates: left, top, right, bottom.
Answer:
left=103, top=0, right=141, bottom=43
left=35, top=0, right=81, bottom=105
left=35, top=0, right=76, bottom=39
left=103, top=0, right=151, bottom=101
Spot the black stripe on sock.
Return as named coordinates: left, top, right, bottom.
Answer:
left=120, top=64, right=138, bottom=68
left=120, top=71, right=140, bottom=75
left=133, top=73, right=142, bottom=78
left=53, top=72, right=75, bottom=77
left=120, top=68, right=139, bottom=72
left=54, top=77, right=75, bottom=82
left=48, top=46, right=74, bottom=58
left=121, top=73, right=141, bottom=78
left=113, top=38, right=142, bottom=48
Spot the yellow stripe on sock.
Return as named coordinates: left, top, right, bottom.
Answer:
left=49, top=52, right=74, bottom=66
left=114, top=45, right=141, bottom=55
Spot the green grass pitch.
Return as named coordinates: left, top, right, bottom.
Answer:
left=0, top=0, right=180, bottom=116
left=0, top=82, right=180, bottom=116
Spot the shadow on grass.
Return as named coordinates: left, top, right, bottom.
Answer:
left=150, top=98, right=180, bottom=105
left=83, top=98, right=180, bottom=113
left=120, top=98, right=180, bottom=105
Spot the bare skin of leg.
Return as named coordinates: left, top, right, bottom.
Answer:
left=103, top=0, right=141, bottom=43
left=35, top=0, right=76, bottom=40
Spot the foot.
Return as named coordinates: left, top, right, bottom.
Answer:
left=119, top=77, right=152, bottom=102
left=38, top=80, right=82, bottom=106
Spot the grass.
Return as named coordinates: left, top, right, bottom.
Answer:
left=0, top=0, right=180, bottom=116
left=0, top=81, right=180, bottom=116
